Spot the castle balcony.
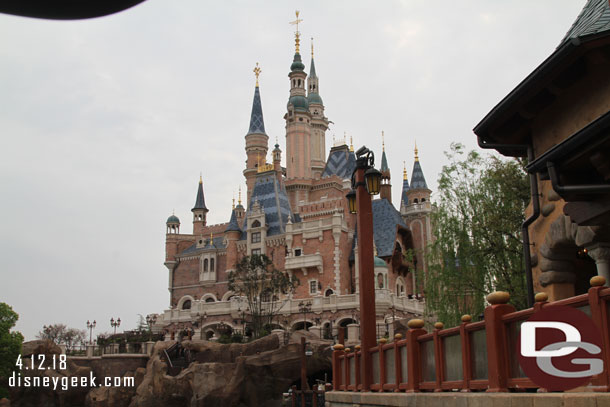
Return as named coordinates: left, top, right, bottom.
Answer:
left=284, top=252, right=323, bottom=275
left=401, top=201, right=432, bottom=216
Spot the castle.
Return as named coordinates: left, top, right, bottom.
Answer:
left=157, top=13, right=434, bottom=341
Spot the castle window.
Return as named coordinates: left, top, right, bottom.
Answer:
left=205, top=297, right=215, bottom=303
left=297, top=79, right=301, bottom=87
left=182, top=300, right=191, bottom=310
left=309, top=280, right=318, bottom=294
left=210, top=258, right=215, bottom=271
left=414, top=198, right=419, bottom=203
left=252, top=220, right=261, bottom=228
left=252, top=248, right=261, bottom=256
left=294, top=249, right=302, bottom=256
left=204, top=259, right=209, bottom=272
left=251, top=232, right=261, bottom=243
left=421, top=198, right=426, bottom=202
left=325, top=289, right=334, bottom=297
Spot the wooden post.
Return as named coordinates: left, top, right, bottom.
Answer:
left=332, top=344, right=344, bottom=390
left=484, top=291, right=515, bottom=392
left=433, top=322, right=444, bottom=392
left=406, top=319, right=427, bottom=393
left=459, top=315, right=472, bottom=392
left=394, top=334, right=403, bottom=392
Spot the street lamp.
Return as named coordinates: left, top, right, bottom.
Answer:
left=345, top=144, right=382, bottom=391
left=146, top=314, right=157, bottom=330
left=110, top=317, right=121, bottom=336
left=86, top=320, right=96, bottom=345
left=298, top=300, right=312, bottom=331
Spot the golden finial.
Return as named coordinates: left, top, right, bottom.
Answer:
left=311, top=37, right=314, bottom=58
left=403, top=161, right=407, bottom=180
left=210, top=232, right=213, bottom=243
left=238, top=185, right=242, bottom=205
left=414, top=140, right=419, bottom=162
left=199, top=173, right=202, bottom=184
left=382, top=130, right=385, bottom=152
left=290, top=11, right=303, bottom=53
left=232, top=193, right=235, bottom=210
left=253, top=62, right=261, bottom=87
left=350, top=135, right=354, bottom=152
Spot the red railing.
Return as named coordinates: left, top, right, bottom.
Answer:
left=332, top=278, right=610, bottom=392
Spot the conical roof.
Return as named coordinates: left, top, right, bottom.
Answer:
left=410, top=160, right=428, bottom=190
left=247, top=86, right=266, bottom=135
left=381, top=150, right=389, bottom=172
left=400, top=175, right=410, bottom=208
left=225, top=209, right=242, bottom=233
left=192, top=178, right=208, bottom=211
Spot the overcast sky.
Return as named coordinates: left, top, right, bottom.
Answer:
left=0, top=0, right=586, bottom=341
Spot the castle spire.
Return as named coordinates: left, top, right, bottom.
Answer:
left=410, top=144, right=429, bottom=190
left=380, top=131, right=389, bottom=172
left=400, top=161, right=410, bottom=209
left=192, top=176, right=209, bottom=234
left=192, top=177, right=207, bottom=211
left=247, top=63, right=266, bottom=135
left=290, top=10, right=303, bottom=54
left=414, top=140, right=419, bottom=162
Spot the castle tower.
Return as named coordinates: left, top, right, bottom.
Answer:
left=192, top=176, right=209, bottom=235
left=244, top=63, right=269, bottom=205
left=166, top=212, right=180, bottom=234
left=285, top=11, right=313, bottom=181
left=400, top=162, right=410, bottom=213
left=307, top=39, right=328, bottom=178
left=273, top=139, right=282, bottom=183
left=379, top=131, right=392, bottom=203
left=406, top=142, right=431, bottom=204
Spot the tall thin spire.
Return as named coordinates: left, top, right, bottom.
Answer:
left=411, top=143, right=428, bottom=190
left=238, top=185, right=242, bottom=206
left=401, top=161, right=410, bottom=209
left=382, top=130, right=385, bottom=152
left=414, top=140, right=419, bottom=162
left=247, top=64, right=266, bottom=135
left=380, top=131, right=389, bottom=173
left=350, top=135, right=354, bottom=152
left=403, top=161, right=407, bottom=180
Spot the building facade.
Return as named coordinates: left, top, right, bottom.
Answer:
left=157, top=20, right=434, bottom=341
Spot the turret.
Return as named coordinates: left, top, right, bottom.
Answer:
left=166, top=212, right=180, bottom=234
left=306, top=38, right=328, bottom=179
left=407, top=142, right=431, bottom=205
left=244, top=63, right=269, bottom=205
left=400, top=162, right=410, bottom=213
left=379, top=131, right=392, bottom=203
left=192, top=176, right=209, bottom=235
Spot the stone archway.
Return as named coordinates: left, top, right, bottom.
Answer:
left=538, top=214, right=610, bottom=296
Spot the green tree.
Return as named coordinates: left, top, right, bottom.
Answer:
left=0, top=303, right=24, bottom=399
left=228, top=254, right=298, bottom=339
left=423, top=143, right=529, bottom=326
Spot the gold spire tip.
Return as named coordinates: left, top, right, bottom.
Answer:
left=350, top=135, right=354, bottom=152
left=253, top=62, right=261, bottom=87
left=238, top=185, right=242, bottom=205
left=210, top=232, right=213, bottom=242
left=199, top=173, right=202, bottom=184
left=382, top=130, right=385, bottom=152
left=232, top=194, right=235, bottom=210
left=414, top=140, right=419, bottom=161
left=403, top=161, right=407, bottom=180
left=290, top=10, right=303, bottom=53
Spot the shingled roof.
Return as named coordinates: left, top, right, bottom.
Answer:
left=242, top=173, right=293, bottom=237
left=247, top=85, right=266, bottom=135
left=410, top=160, right=428, bottom=190
left=322, top=144, right=356, bottom=179
left=372, top=199, right=407, bottom=257
left=561, top=0, right=610, bottom=44
left=225, top=209, right=242, bottom=233
left=192, top=179, right=208, bottom=211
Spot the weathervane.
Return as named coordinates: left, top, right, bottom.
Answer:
left=290, top=10, right=303, bottom=53
left=253, top=62, right=261, bottom=87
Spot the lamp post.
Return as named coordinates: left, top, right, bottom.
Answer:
left=345, top=145, right=382, bottom=391
left=110, top=317, right=121, bottom=336
left=86, top=320, right=96, bottom=345
left=300, top=337, right=313, bottom=392
left=146, top=314, right=157, bottom=340
left=298, top=300, right=312, bottom=331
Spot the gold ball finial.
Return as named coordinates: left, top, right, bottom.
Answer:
left=407, top=318, right=425, bottom=329
left=253, top=62, right=261, bottom=87
left=232, top=194, right=235, bottom=210
left=289, top=10, right=303, bottom=54
left=350, top=135, right=354, bottom=152
left=534, top=292, right=548, bottom=302
left=486, top=291, right=510, bottom=305
left=382, top=130, right=385, bottom=152
left=378, top=337, right=388, bottom=344
left=355, top=345, right=361, bottom=350
left=591, top=276, right=606, bottom=287
left=403, top=161, right=408, bottom=180
left=333, top=344, right=344, bottom=351
left=434, top=322, right=444, bottom=330
left=199, top=173, right=203, bottom=184
left=210, top=232, right=213, bottom=243
left=238, top=185, right=242, bottom=206
left=394, top=333, right=403, bottom=341
left=414, top=140, right=419, bottom=162
left=461, top=314, right=472, bottom=323
left=344, top=347, right=351, bottom=353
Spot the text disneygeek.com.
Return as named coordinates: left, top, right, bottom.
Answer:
left=9, top=371, right=135, bottom=391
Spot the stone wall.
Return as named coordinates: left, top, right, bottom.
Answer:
left=69, top=355, right=148, bottom=382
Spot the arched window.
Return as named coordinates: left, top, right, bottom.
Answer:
left=203, top=259, right=208, bottom=272
left=421, top=198, right=426, bottom=202
left=252, top=220, right=261, bottom=228
left=377, top=273, right=384, bottom=289
left=182, top=300, right=191, bottom=310
left=414, top=198, right=419, bottom=203
left=325, top=288, right=334, bottom=297
left=210, top=258, right=215, bottom=271
left=205, top=297, right=215, bottom=303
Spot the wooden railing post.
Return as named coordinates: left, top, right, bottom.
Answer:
left=433, top=322, right=444, bottom=392
left=344, top=347, right=351, bottom=390
left=379, top=338, right=387, bottom=390
left=332, top=344, right=344, bottom=391
left=460, top=315, right=472, bottom=392
left=484, top=291, right=516, bottom=392
left=406, top=318, right=427, bottom=393
left=588, top=276, right=610, bottom=391
left=355, top=345, right=362, bottom=391
left=394, top=334, right=403, bottom=392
